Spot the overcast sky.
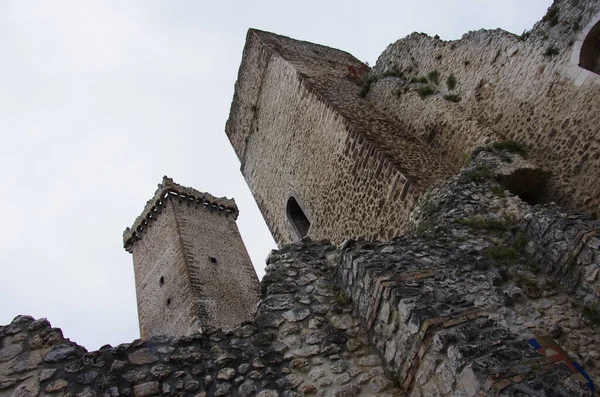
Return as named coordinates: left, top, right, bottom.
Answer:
left=0, top=0, right=552, bottom=350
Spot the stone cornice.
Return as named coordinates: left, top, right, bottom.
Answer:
left=123, top=176, right=239, bottom=253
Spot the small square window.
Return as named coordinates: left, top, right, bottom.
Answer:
left=209, top=256, right=217, bottom=264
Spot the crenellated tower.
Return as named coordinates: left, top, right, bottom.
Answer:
left=123, top=176, right=260, bottom=338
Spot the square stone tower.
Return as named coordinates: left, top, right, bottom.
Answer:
left=226, top=29, right=453, bottom=247
left=123, top=176, right=259, bottom=338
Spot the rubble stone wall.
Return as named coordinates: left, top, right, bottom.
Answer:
left=0, top=243, right=402, bottom=397
left=370, top=0, right=600, bottom=213
left=336, top=150, right=599, bottom=396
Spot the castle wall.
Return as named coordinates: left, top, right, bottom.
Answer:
left=131, top=203, right=198, bottom=338
left=0, top=243, right=403, bottom=397
left=171, top=199, right=259, bottom=330
left=241, top=56, right=423, bottom=246
left=367, top=78, right=501, bottom=169
left=370, top=0, right=600, bottom=213
left=336, top=150, right=600, bottom=395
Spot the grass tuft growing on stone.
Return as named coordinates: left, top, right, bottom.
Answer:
left=582, top=305, right=600, bottom=327
left=542, top=5, right=559, bottom=27
left=464, top=164, right=493, bottom=182
left=485, top=245, right=518, bottom=264
left=542, top=279, right=559, bottom=291
left=427, top=70, right=440, bottom=85
left=359, top=75, right=378, bottom=98
left=514, top=275, right=540, bottom=298
left=410, top=76, right=429, bottom=84
left=446, top=74, right=457, bottom=90
left=513, top=232, right=527, bottom=253
left=491, top=185, right=505, bottom=196
left=455, top=217, right=508, bottom=233
left=332, top=291, right=352, bottom=306
left=443, top=94, right=461, bottom=103
left=416, top=85, right=435, bottom=99
left=544, top=46, right=559, bottom=57
left=518, top=30, right=531, bottom=41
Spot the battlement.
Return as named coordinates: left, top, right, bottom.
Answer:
left=123, top=176, right=238, bottom=253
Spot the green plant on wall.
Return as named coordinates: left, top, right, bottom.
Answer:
left=544, top=46, right=559, bottom=57
left=542, top=5, right=559, bottom=27
left=427, top=70, right=440, bottom=85
left=446, top=74, right=457, bottom=90
left=444, top=94, right=461, bottom=103
left=416, top=85, right=435, bottom=99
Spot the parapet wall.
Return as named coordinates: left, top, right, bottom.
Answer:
left=369, top=0, right=600, bottom=213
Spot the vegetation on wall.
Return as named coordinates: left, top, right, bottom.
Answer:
left=446, top=74, right=457, bottom=90
left=542, top=5, right=560, bottom=27
left=444, top=94, right=461, bottom=103
left=544, top=46, right=560, bottom=57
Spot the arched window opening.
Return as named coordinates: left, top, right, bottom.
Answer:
left=580, top=19, right=600, bottom=74
left=286, top=197, right=311, bottom=238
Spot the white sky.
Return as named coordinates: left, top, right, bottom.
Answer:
left=0, top=0, right=551, bottom=350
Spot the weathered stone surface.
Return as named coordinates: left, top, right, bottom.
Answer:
left=0, top=343, right=23, bottom=362
left=133, top=381, right=159, bottom=397
left=261, top=295, right=295, bottom=311
left=128, top=348, right=157, bottom=365
left=13, top=376, right=40, bottom=397
left=256, top=390, right=279, bottom=397
left=282, top=309, right=310, bottom=323
left=46, top=379, right=69, bottom=392
left=44, top=343, right=80, bottom=363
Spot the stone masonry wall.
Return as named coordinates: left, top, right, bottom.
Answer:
left=130, top=200, right=198, bottom=339
left=241, top=56, right=423, bottom=246
left=171, top=197, right=260, bottom=331
left=370, top=0, right=600, bottom=214
left=0, top=242, right=402, bottom=397
left=228, top=30, right=455, bottom=247
left=337, top=149, right=599, bottom=395
left=124, top=177, right=259, bottom=338
left=3, top=148, right=599, bottom=396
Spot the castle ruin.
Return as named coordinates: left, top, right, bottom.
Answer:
left=1, top=1, right=600, bottom=396
left=227, top=0, right=600, bottom=247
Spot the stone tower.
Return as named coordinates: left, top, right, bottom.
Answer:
left=123, top=176, right=260, bottom=338
left=226, top=29, right=453, bottom=247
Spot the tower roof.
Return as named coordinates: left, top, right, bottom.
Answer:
left=123, top=176, right=238, bottom=253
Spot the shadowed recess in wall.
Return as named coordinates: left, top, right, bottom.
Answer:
left=286, top=196, right=311, bottom=238
left=498, top=168, right=551, bottom=206
left=580, top=17, right=600, bottom=74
